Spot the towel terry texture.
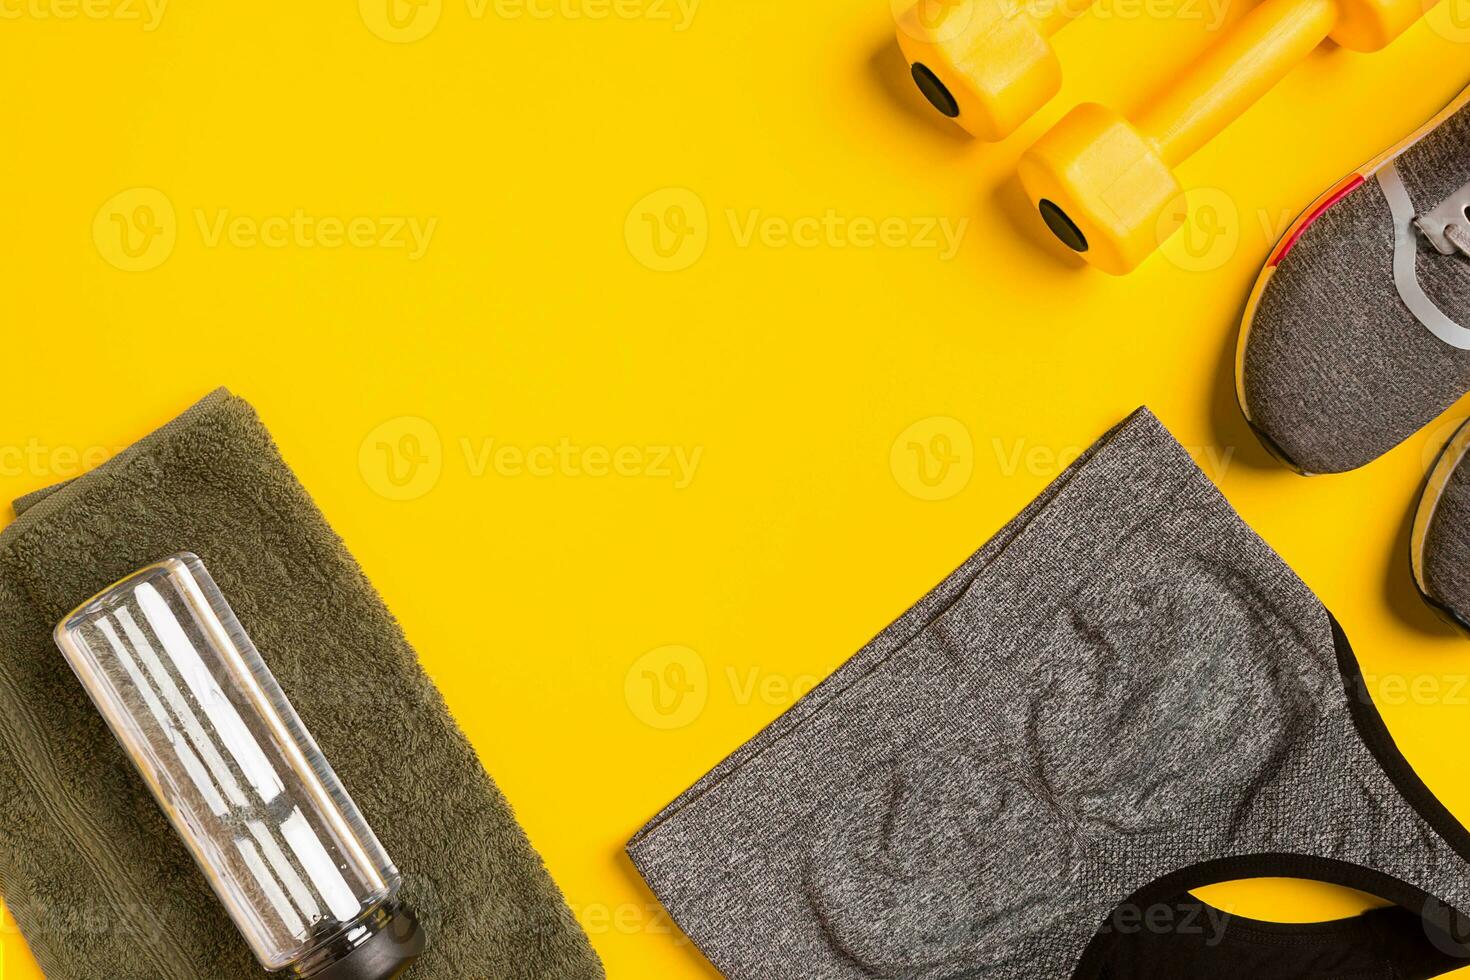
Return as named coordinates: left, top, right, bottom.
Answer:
left=0, top=389, right=604, bottom=980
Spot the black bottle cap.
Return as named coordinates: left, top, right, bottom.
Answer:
left=311, top=905, right=426, bottom=980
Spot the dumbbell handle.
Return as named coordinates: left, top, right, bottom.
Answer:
left=1134, top=0, right=1336, bottom=166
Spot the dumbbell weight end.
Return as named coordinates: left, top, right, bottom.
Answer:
left=1020, top=0, right=1434, bottom=272
left=897, top=0, right=1099, bottom=140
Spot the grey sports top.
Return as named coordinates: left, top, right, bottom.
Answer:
left=628, top=408, right=1470, bottom=978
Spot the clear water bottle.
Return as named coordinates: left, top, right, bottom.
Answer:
left=54, top=553, right=427, bottom=979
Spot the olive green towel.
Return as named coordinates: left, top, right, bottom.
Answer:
left=0, top=389, right=603, bottom=980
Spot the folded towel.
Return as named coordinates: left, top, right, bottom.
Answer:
left=0, top=389, right=603, bottom=980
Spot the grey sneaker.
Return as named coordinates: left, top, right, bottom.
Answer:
left=1414, top=416, right=1470, bottom=632
left=1236, top=84, right=1470, bottom=475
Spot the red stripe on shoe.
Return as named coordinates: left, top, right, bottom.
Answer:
left=1270, top=175, right=1366, bottom=267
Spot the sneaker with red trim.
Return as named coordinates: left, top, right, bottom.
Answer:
left=1236, top=85, right=1470, bottom=475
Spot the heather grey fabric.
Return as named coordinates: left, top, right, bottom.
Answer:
left=1240, top=90, right=1470, bottom=474
left=628, top=408, right=1470, bottom=980
left=1418, top=417, right=1470, bottom=629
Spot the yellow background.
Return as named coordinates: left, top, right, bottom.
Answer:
left=2, top=0, right=1470, bottom=974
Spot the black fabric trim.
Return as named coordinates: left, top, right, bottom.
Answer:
left=1070, top=853, right=1470, bottom=979
left=1328, top=609, right=1470, bottom=866
left=1069, top=608, right=1470, bottom=979
left=1097, top=892, right=1460, bottom=979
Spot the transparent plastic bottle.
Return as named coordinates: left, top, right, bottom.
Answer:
left=54, top=553, right=426, bottom=980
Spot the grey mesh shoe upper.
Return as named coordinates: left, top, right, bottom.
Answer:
left=1240, top=94, right=1470, bottom=474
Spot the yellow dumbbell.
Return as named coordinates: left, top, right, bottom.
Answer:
left=896, top=0, right=1098, bottom=140
left=1018, top=0, right=1435, bottom=274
